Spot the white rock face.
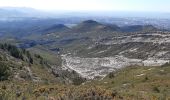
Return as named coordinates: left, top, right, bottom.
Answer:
left=62, top=55, right=147, bottom=79
left=60, top=32, right=170, bottom=79
left=143, top=59, right=169, bottom=66
left=102, top=32, right=170, bottom=45
left=61, top=55, right=169, bottom=79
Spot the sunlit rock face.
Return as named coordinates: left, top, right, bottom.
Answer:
left=60, top=32, right=170, bottom=79
left=62, top=55, right=169, bottom=79
left=61, top=55, right=169, bottom=79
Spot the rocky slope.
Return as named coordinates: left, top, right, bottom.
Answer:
left=61, top=55, right=169, bottom=79
left=0, top=20, right=170, bottom=99
left=15, top=20, right=169, bottom=79
left=0, top=43, right=85, bottom=85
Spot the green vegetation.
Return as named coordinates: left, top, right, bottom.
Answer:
left=0, top=43, right=24, bottom=60
left=0, top=62, right=10, bottom=81
left=72, top=76, right=86, bottom=85
left=0, top=64, right=169, bottom=100
left=0, top=43, right=170, bottom=99
left=0, top=43, right=56, bottom=82
left=0, top=43, right=48, bottom=65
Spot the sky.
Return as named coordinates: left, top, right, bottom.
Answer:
left=0, top=0, right=169, bottom=12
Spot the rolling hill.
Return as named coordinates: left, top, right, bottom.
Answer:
left=70, top=20, right=120, bottom=33
left=0, top=19, right=170, bottom=99
left=121, top=25, right=158, bottom=32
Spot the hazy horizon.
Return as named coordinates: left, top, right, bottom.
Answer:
left=0, top=0, right=170, bottom=13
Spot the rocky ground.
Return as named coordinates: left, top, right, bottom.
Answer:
left=61, top=31, right=170, bottom=79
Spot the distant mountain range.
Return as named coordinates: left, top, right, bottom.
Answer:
left=0, top=19, right=160, bottom=38
left=121, top=25, right=158, bottom=32
left=70, top=20, right=120, bottom=33
left=0, top=7, right=48, bottom=19
left=60, top=20, right=159, bottom=34
left=0, top=7, right=170, bottom=99
left=0, top=7, right=170, bottom=20
left=43, top=24, right=70, bottom=33
left=0, top=7, right=170, bottom=33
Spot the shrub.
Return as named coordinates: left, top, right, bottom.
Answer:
left=0, top=90, right=9, bottom=100
left=153, top=86, right=160, bottom=93
left=34, top=54, right=42, bottom=59
left=161, top=62, right=170, bottom=67
left=72, top=77, right=86, bottom=85
left=0, top=43, right=24, bottom=60
left=0, top=62, right=10, bottom=81
left=29, top=57, right=33, bottom=64
left=145, top=76, right=149, bottom=80
left=108, top=72, right=115, bottom=78
left=9, top=47, right=23, bottom=60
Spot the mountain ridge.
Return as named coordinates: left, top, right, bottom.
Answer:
left=43, top=24, right=70, bottom=33
left=70, top=20, right=120, bottom=33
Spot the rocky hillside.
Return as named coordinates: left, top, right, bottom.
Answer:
left=0, top=64, right=170, bottom=100
left=0, top=43, right=58, bottom=82
left=0, top=43, right=85, bottom=85
left=59, top=31, right=170, bottom=79
left=20, top=20, right=165, bottom=79
left=0, top=20, right=170, bottom=100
